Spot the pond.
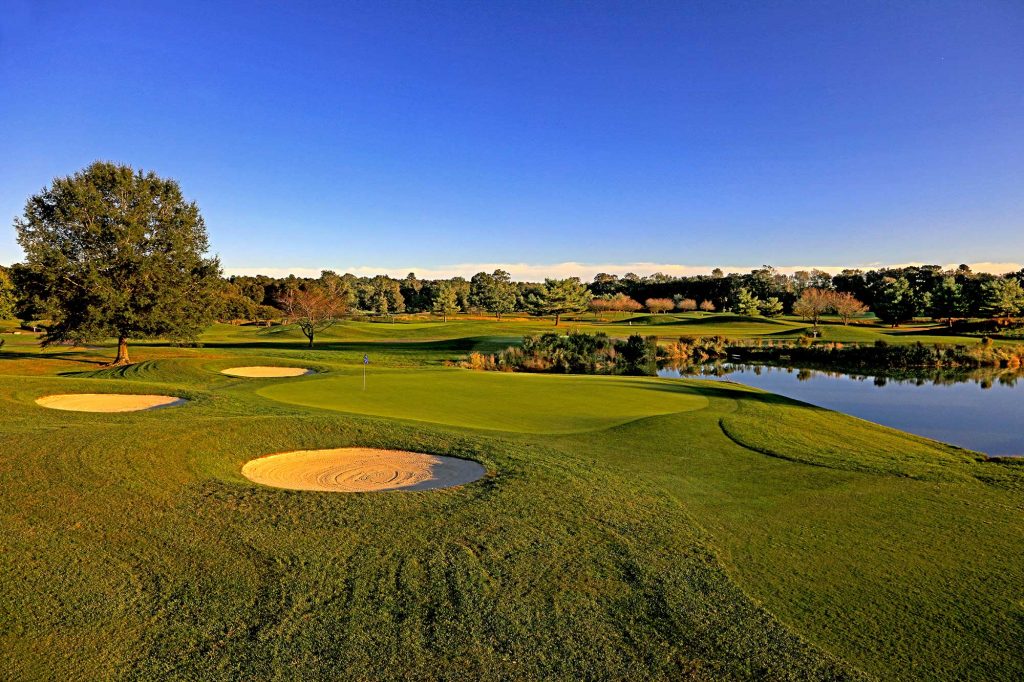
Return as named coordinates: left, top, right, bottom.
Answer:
left=658, top=363, right=1024, bottom=457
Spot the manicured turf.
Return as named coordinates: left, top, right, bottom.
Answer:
left=258, top=369, right=708, bottom=433
left=194, top=312, right=996, bottom=349
left=1, top=322, right=1022, bottom=680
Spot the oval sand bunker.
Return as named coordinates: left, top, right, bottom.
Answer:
left=221, top=366, right=314, bottom=378
left=242, top=448, right=486, bottom=492
left=36, top=394, right=187, bottom=412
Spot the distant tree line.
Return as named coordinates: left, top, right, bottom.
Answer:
left=7, top=259, right=1023, bottom=333
left=198, top=264, right=1024, bottom=327
left=12, top=163, right=1019, bottom=363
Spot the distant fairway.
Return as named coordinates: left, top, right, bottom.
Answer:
left=259, top=369, right=709, bottom=433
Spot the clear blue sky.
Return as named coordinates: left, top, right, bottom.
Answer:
left=2, top=0, right=1022, bottom=275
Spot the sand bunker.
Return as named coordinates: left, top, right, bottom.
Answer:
left=221, top=366, right=314, bottom=378
left=36, top=394, right=187, bottom=412
left=241, top=448, right=486, bottom=492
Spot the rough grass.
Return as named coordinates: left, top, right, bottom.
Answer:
left=1, top=327, right=1022, bottom=680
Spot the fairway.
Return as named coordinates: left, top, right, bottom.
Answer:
left=258, top=368, right=710, bottom=433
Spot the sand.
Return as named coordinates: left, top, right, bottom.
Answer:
left=221, top=366, right=314, bottom=378
left=241, top=448, right=486, bottom=492
left=36, top=394, right=187, bottom=412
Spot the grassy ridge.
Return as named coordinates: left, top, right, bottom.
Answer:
left=1, top=322, right=1022, bottom=680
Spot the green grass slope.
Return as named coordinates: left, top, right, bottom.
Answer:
left=1, top=333, right=1021, bottom=680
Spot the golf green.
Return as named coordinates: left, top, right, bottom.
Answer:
left=257, top=368, right=710, bottom=433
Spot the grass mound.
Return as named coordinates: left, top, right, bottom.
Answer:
left=719, top=392, right=978, bottom=480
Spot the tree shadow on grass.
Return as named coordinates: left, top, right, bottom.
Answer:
left=0, top=348, right=108, bottom=367
left=199, top=336, right=512, bottom=355
left=618, top=376, right=818, bottom=409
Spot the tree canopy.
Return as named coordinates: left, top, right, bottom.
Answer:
left=983, top=278, right=1024, bottom=318
left=14, top=162, right=220, bottom=364
left=528, top=277, right=591, bottom=326
left=0, top=267, right=16, bottom=321
left=470, top=269, right=516, bottom=319
left=277, top=276, right=349, bottom=347
left=431, top=281, right=460, bottom=321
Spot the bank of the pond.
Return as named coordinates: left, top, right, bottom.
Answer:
left=659, top=362, right=1024, bottom=457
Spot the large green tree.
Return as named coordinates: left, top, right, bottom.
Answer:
left=431, top=281, right=460, bottom=322
left=528, top=277, right=591, bottom=326
left=732, top=287, right=763, bottom=317
left=470, top=269, right=517, bottom=319
left=873, top=277, right=917, bottom=326
left=929, top=276, right=966, bottom=327
left=983, top=278, right=1024, bottom=318
left=0, top=266, right=16, bottom=321
left=364, top=275, right=405, bottom=318
left=14, top=162, right=220, bottom=364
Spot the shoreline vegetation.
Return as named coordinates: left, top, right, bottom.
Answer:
left=448, top=331, right=658, bottom=375
left=454, top=331, right=1024, bottom=379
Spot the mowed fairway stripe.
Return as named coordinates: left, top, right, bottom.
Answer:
left=257, top=368, right=709, bottom=433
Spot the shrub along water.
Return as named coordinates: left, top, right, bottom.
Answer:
left=459, top=331, right=1024, bottom=379
left=456, top=331, right=657, bottom=375
left=732, top=338, right=1024, bottom=371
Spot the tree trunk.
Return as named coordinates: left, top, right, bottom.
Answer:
left=307, top=334, right=314, bottom=348
left=112, top=336, right=130, bottom=366
left=554, top=313, right=560, bottom=326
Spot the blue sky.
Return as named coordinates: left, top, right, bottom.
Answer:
left=2, top=0, right=1022, bottom=277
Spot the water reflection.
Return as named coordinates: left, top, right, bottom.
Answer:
left=659, top=361, right=1024, bottom=389
left=657, top=362, right=1024, bottom=456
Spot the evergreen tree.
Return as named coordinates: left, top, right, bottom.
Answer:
left=431, top=282, right=460, bottom=322
left=470, top=269, right=516, bottom=319
left=760, top=296, right=784, bottom=317
left=929, top=276, right=966, bottom=327
left=873, top=277, right=917, bottom=326
left=983, top=278, right=1024, bottom=318
left=0, top=267, right=16, bottom=321
left=528, top=277, right=591, bottom=326
left=732, top=288, right=763, bottom=316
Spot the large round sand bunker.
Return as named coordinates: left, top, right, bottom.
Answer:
left=221, top=366, right=314, bottom=377
left=241, top=448, right=486, bottom=492
left=36, top=393, right=187, bottom=412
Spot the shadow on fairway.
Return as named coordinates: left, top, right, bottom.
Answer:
left=200, top=336, right=521, bottom=354
left=619, top=377, right=805, bottom=408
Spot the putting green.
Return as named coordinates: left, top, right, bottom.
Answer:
left=258, top=368, right=709, bottom=433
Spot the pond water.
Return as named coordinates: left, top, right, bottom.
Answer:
left=657, top=363, right=1024, bottom=457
